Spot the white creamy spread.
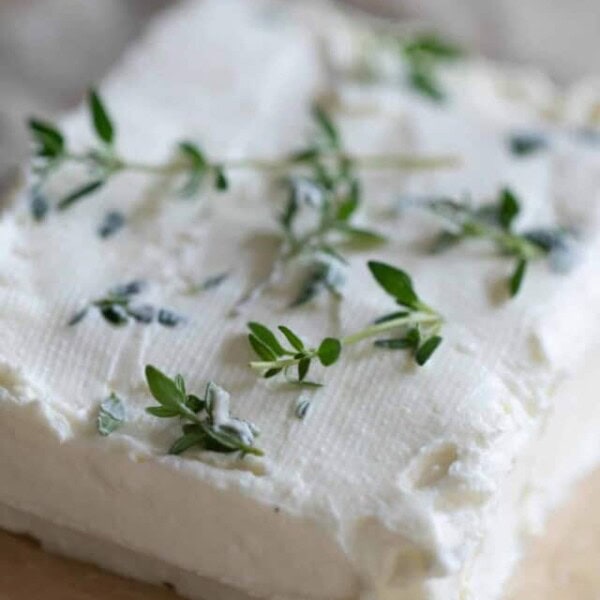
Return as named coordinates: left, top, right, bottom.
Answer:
left=1, top=2, right=600, bottom=600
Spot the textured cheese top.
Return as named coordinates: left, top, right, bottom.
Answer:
left=2, top=1, right=600, bottom=598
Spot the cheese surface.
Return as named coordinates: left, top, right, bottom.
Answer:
left=1, top=2, right=600, bottom=600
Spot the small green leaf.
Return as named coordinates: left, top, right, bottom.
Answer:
left=287, top=380, right=323, bottom=389
left=374, top=337, right=415, bottom=350
left=57, top=179, right=105, bottom=210
left=97, top=393, right=125, bottom=436
left=375, top=327, right=419, bottom=350
left=178, top=141, right=207, bottom=197
left=248, top=322, right=286, bottom=356
left=407, top=67, right=444, bottom=102
left=169, top=431, right=207, bottom=455
left=368, top=261, right=420, bottom=309
left=319, top=244, right=348, bottom=265
left=278, top=326, right=304, bottom=351
left=373, top=311, right=410, bottom=325
left=280, top=190, right=298, bottom=231
left=214, top=165, right=229, bottom=191
left=338, top=225, right=386, bottom=247
left=30, top=188, right=49, bottom=221
left=509, top=258, right=527, bottom=297
left=318, top=337, right=342, bottom=366
left=264, top=367, right=282, bottom=378
left=312, top=105, right=340, bottom=148
left=405, top=327, right=421, bottom=348
left=248, top=334, right=278, bottom=362
left=295, top=399, right=311, bottom=419
left=298, top=358, right=311, bottom=381
left=404, top=33, right=462, bottom=61
left=88, top=89, right=114, bottom=145
left=415, top=336, right=443, bottom=366
left=179, top=141, right=207, bottom=170
left=178, top=170, right=205, bottom=198
left=185, top=394, right=205, bottom=413
left=430, top=231, right=461, bottom=254
left=145, top=365, right=182, bottom=408
left=174, top=374, right=186, bottom=396
left=499, top=188, right=520, bottom=231
left=100, top=304, right=128, bottom=326
left=508, top=133, right=548, bottom=157
left=98, top=211, right=125, bottom=238
left=289, top=147, right=320, bottom=163
left=28, top=118, right=65, bottom=158
left=68, top=307, right=88, bottom=326
left=157, top=308, right=186, bottom=327
left=190, top=272, right=229, bottom=293
left=336, top=179, right=360, bottom=221
left=204, top=426, right=263, bottom=457
left=146, top=405, right=181, bottom=418
left=289, top=266, right=328, bottom=308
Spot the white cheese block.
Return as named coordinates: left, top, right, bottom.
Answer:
left=1, top=1, right=600, bottom=600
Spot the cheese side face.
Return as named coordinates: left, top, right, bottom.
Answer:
left=1, top=1, right=600, bottom=599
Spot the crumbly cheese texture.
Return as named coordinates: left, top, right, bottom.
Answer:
left=1, top=2, right=600, bottom=600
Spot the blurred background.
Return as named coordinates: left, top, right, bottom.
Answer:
left=2, top=0, right=600, bottom=174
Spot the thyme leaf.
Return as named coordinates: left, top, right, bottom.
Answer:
left=97, top=393, right=125, bottom=436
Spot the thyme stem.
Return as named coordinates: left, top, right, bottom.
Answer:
left=66, top=151, right=461, bottom=177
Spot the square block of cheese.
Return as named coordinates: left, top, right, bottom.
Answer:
left=1, top=2, right=600, bottom=600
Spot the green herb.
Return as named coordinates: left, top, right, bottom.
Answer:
left=89, top=89, right=115, bottom=146
left=145, top=365, right=262, bottom=457
left=402, top=33, right=462, bottom=101
left=30, top=187, right=49, bottom=221
left=424, top=187, right=577, bottom=297
left=186, top=271, right=230, bottom=294
left=68, top=280, right=186, bottom=327
left=97, top=210, right=125, bottom=239
left=508, top=132, right=548, bottom=157
left=295, top=398, right=312, bottom=420
left=247, top=261, right=443, bottom=387
left=97, top=393, right=125, bottom=436
left=58, top=179, right=105, bottom=210
left=28, top=90, right=459, bottom=224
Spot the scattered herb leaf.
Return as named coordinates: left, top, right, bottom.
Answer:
left=187, top=271, right=230, bottom=294
left=98, top=210, right=126, bottom=238
left=97, top=393, right=125, bottom=436
left=508, top=132, right=548, bottom=157
left=68, top=280, right=185, bottom=328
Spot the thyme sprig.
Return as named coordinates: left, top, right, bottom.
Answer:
left=247, top=261, right=444, bottom=387
left=145, top=365, right=262, bottom=457
left=28, top=90, right=458, bottom=227
left=425, top=188, right=577, bottom=297
left=233, top=107, right=391, bottom=312
left=68, top=280, right=185, bottom=328
left=28, top=90, right=231, bottom=223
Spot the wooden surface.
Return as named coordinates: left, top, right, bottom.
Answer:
left=1, top=470, right=599, bottom=600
